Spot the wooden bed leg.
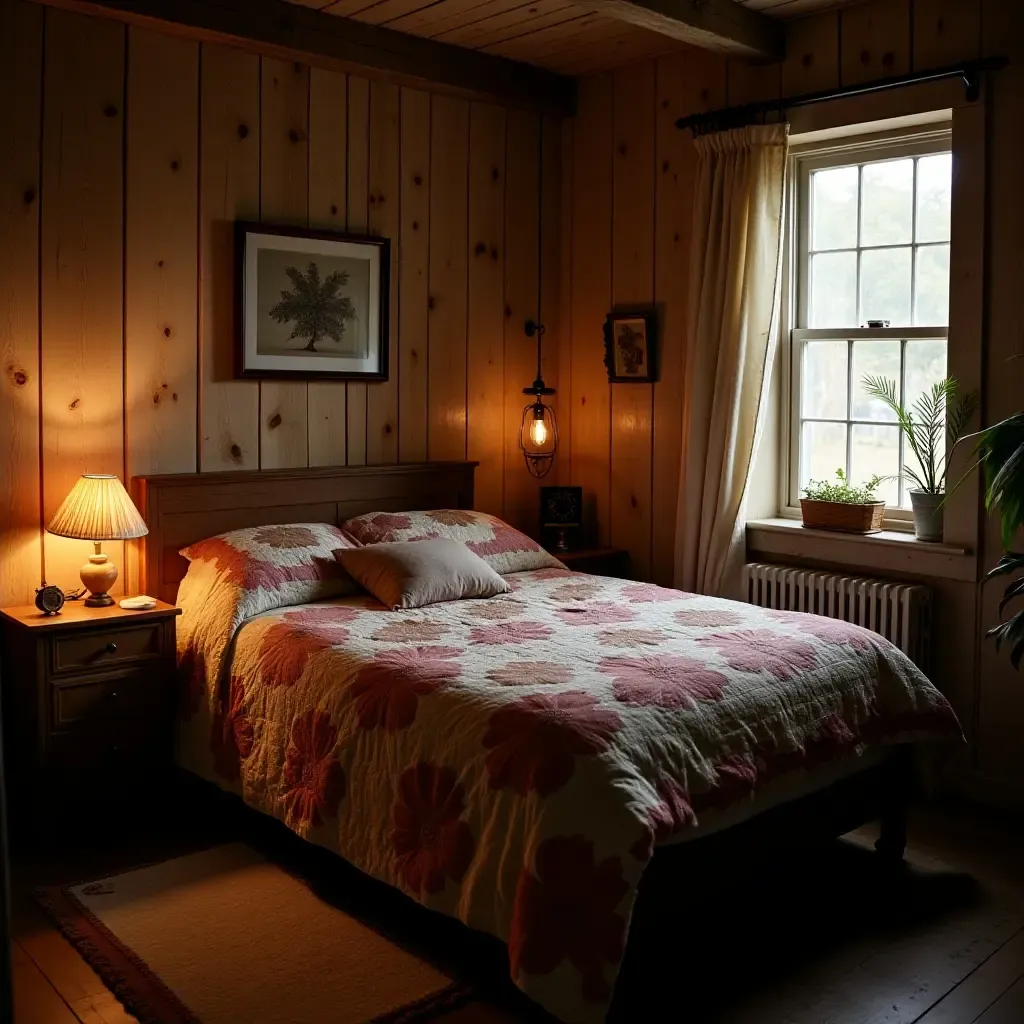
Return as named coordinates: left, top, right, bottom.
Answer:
left=875, top=747, right=911, bottom=865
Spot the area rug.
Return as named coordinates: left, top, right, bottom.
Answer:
left=36, top=844, right=473, bottom=1024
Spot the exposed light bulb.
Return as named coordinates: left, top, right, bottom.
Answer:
left=530, top=416, right=548, bottom=446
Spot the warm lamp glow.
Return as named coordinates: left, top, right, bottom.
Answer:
left=530, top=415, right=549, bottom=447
left=520, top=320, right=558, bottom=478
left=46, top=474, right=148, bottom=607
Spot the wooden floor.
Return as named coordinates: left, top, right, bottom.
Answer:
left=11, top=800, right=1024, bottom=1024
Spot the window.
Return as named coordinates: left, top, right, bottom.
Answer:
left=786, top=130, right=952, bottom=519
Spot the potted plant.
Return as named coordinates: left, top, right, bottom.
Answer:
left=977, top=408, right=1024, bottom=669
left=861, top=376, right=978, bottom=542
left=801, top=470, right=886, bottom=534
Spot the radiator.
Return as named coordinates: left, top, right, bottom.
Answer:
left=742, top=562, right=932, bottom=671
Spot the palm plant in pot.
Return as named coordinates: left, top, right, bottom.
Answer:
left=861, top=376, right=978, bottom=542
left=977, top=409, right=1024, bottom=669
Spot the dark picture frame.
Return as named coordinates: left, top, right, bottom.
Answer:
left=235, top=222, right=390, bottom=381
left=603, top=309, right=658, bottom=384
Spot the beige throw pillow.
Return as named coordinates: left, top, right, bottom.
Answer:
left=334, top=538, right=511, bottom=610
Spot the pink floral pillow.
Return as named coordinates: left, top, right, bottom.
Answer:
left=176, top=523, right=360, bottom=716
left=340, top=510, right=565, bottom=576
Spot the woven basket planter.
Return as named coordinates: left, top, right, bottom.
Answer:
left=800, top=499, right=886, bottom=535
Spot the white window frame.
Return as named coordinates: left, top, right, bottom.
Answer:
left=780, top=125, right=953, bottom=528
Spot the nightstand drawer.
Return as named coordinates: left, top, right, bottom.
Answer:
left=47, top=726, right=165, bottom=781
left=51, top=673, right=164, bottom=729
left=52, top=622, right=164, bottom=674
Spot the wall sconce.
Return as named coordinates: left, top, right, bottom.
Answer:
left=520, top=320, right=557, bottom=478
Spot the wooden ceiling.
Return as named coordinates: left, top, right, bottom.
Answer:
left=287, top=0, right=857, bottom=75
left=289, top=0, right=685, bottom=75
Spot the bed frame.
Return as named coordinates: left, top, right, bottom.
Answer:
left=133, top=461, right=910, bottom=904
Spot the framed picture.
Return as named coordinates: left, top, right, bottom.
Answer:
left=603, top=310, right=657, bottom=383
left=235, top=222, right=389, bottom=380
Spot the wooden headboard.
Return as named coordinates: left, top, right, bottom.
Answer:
left=132, top=462, right=477, bottom=604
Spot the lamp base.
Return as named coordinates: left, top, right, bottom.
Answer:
left=80, top=544, right=119, bottom=609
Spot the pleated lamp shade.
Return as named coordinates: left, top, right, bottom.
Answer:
left=46, top=474, right=149, bottom=541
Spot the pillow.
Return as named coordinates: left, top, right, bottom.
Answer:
left=340, top=509, right=565, bottom=576
left=176, top=523, right=360, bottom=718
left=334, top=538, right=510, bottom=610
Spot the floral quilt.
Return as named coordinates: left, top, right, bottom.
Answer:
left=177, top=567, right=961, bottom=1023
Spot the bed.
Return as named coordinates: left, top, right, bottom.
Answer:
left=134, top=463, right=961, bottom=1024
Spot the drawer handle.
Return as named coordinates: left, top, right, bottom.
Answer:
left=105, top=642, right=118, bottom=654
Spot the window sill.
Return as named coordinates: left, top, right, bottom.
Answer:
left=745, top=518, right=976, bottom=582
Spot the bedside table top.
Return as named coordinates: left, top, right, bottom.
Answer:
left=556, top=547, right=629, bottom=561
left=0, top=599, right=180, bottom=632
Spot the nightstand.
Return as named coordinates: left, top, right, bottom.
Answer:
left=0, top=600, right=180, bottom=835
left=555, top=547, right=631, bottom=579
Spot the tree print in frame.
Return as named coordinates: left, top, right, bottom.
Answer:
left=236, top=222, right=390, bottom=380
left=603, top=310, right=657, bottom=384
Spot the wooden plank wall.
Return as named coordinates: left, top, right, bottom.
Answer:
left=0, top=0, right=559, bottom=606
left=562, top=0, right=987, bottom=589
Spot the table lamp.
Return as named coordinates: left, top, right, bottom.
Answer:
left=46, top=474, right=149, bottom=607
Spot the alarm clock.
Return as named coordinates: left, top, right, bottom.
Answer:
left=34, top=582, right=66, bottom=616
left=540, top=486, right=583, bottom=552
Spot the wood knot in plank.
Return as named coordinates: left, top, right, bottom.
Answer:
left=23, top=187, right=36, bottom=206
left=630, top=494, right=638, bottom=509
left=288, top=128, right=306, bottom=144
left=490, top=247, right=498, bottom=261
left=69, top=397, right=81, bottom=410
left=163, top=327, right=171, bottom=338
left=230, top=443, right=243, bottom=462
left=384, top=423, right=392, bottom=435
left=491, top=167, right=499, bottom=181
left=427, top=296, right=435, bottom=311
left=170, top=159, right=180, bottom=172
left=662, top=160, right=670, bottom=173
left=268, top=413, right=282, bottom=429
left=7, top=365, right=28, bottom=388
left=618, top=143, right=627, bottom=156
left=474, top=241, right=487, bottom=256
left=104, top=104, right=118, bottom=118
left=238, top=124, right=250, bottom=140
left=412, top=220, right=419, bottom=231
left=413, top=174, right=422, bottom=186
left=331, top=204, right=338, bottom=215
left=157, top=259, right=164, bottom=268
left=505, top=304, right=512, bottom=320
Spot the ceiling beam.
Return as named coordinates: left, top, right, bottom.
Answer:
left=577, top=0, right=784, bottom=60
left=30, top=0, right=576, bottom=116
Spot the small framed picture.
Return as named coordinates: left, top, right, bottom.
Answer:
left=235, top=222, right=389, bottom=380
left=603, top=310, right=657, bottom=383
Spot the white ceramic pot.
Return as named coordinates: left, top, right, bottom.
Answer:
left=909, top=490, right=944, bottom=542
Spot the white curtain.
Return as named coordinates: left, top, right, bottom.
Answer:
left=674, top=123, right=789, bottom=597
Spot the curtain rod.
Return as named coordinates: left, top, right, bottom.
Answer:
left=675, top=58, right=1009, bottom=136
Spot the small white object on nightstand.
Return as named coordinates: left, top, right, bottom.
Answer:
left=119, top=595, right=157, bottom=610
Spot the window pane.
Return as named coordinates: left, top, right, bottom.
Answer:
left=801, top=421, right=848, bottom=492
left=851, top=424, right=900, bottom=506
left=916, top=153, right=952, bottom=243
left=851, top=340, right=901, bottom=421
left=904, top=339, right=948, bottom=407
left=915, top=244, right=951, bottom=326
left=861, top=159, right=913, bottom=246
left=810, top=251, right=858, bottom=327
left=860, top=247, right=912, bottom=326
left=802, top=341, right=848, bottom=419
left=812, top=166, right=859, bottom=251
